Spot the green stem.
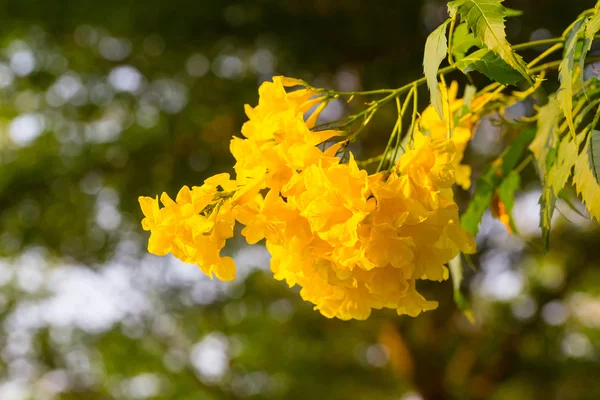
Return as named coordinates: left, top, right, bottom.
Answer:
left=575, top=97, right=600, bottom=129
left=334, top=64, right=456, bottom=135
left=527, top=43, right=563, bottom=68
left=587, top=103, right=600, bottom=139
left=376, top=114, right=401, bottom=172
left=357, top=155, right=383, bottom=167
left=327, top=34, right=600, bottom=101
left=377, top=89, right=414, bottom=172
left=317, top=35, right=600, bottom=140
left=390, top=83, right=418, bottom=167
left=530, top=56, right=600, bottom=74
left=328, top=88, right=396, bottom=96
left=512, top=37, right=563, bottom=51
left=514, top=154, right=533, bottom=174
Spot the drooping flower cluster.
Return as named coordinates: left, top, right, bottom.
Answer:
left=140, top=77, right=476, bottom=320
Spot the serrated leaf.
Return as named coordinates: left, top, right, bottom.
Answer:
left=461, top=127, right=535, bottom=236
left=573, top=135, right=600, bottom=221
left=452, top=22, right=483, bottom=61
left=456, top=48, right=523, bottom=85
left=424, top=19, right=450, bottom=122
left=497, top=171, right=520, bottom=232
left=448, top=0, right=533, bottom=85
left=530, top=97, right=563, bottom=250
left=539, top=183, right=556, bottom=251
left=558, top=189, right=590, bottom=219
left=590, top=129, right=600, bottom=182
left=580, top=8, right=600, bottom=95
left=529, top=96, right=561, bottom=178
left=559, top=16, right=587, bottom=136
left=547, top=135, right=578, bottom=196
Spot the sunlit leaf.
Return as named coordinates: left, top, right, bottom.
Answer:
left=455, top=48, right=523, bottom=86
left=558, top=16, right=587, bottom=137
left=574, top=134, right=600, bottom=221
left=547, top=134, right=579, bottom=196
left=451, top=22, right=482, bottom=61
left=529, top=96, right=561, bottom=178
left=539, top=183, right=556, bottom=252
left=424, top=19, right=450, bottom=121
left=448, top=0, right=534, bottom=85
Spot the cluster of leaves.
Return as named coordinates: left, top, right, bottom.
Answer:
left=422, top=0, right=600, bottom=311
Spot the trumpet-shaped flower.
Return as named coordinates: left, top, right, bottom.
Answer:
left=139, top=76, right=477, bottom=321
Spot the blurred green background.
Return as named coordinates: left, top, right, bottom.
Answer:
left=0, top=0, right=599, bottom=399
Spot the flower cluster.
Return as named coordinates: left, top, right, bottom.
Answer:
left=140, top=77, right=476, bottom=320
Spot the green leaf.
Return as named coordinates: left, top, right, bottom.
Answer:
left=547, top=135, right=579, bottom=196
left=558, top=16, right=587, bottom=136
left=590, top=129, right=600, bottom=182
left=452, top=22, right=482, bottom=61
left=424, top=19, right=450, bottom=122
left=448, top=0, right=534, bottom=85
left=497, top=171, right=521, bottom=233
left=448, top=256, right=474, bottom=322
left=529, top=96, right=561, bottom=178
left=574, top=134, right=600, bottom=221
left=580, top=7, right=600, bottom=95
left=461, top=127, right=535, bottom=236
left=539, top=183, right=556, bottom=252
left=456, top=48, right=523, bottom=86
left=558, top=189, right=590, bottom=219
left=529, top=97, right=563, bottom=250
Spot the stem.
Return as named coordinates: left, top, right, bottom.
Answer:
left=391, top=83, right=418, bottom=166
left=332, top=64, right=456, bottom=134
left=586, top=103, right=600, bottom=141
left=326, top=34, right=600, bottom=102
left=316, top=34, right=600, bottom=143
left=527, top=43, right=563, bottom=68
left=328, top=88, right=396, bottom=96
left=574, top=97, right=600, bottom=129
left=377, top=88, right=414, bottom=172
left=514, top=155, right=533, bottom=174
left=357, top=155, right=383, bottom=167
left=529, top=56, right=600, bottom=74
left=512, top=37, right=563, bottom=51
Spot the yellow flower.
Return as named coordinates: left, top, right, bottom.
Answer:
left=140, top=76, right=479, bottom=321
left=398, top=132, right=456, bottom=190
left=284, top=153, right=369, bottom=248
left=231, top=77, right=340, bottom=194
left=139, top=175, right=237, bottom=281
left=419, top=81, right=477, bottom=190
left=241, top=76, right=329, bottom=141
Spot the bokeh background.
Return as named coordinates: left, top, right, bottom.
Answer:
left=1, top=0, right=600, bottom=399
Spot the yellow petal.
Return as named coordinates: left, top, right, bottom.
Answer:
left=213, top=256, right=236, bottom=281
